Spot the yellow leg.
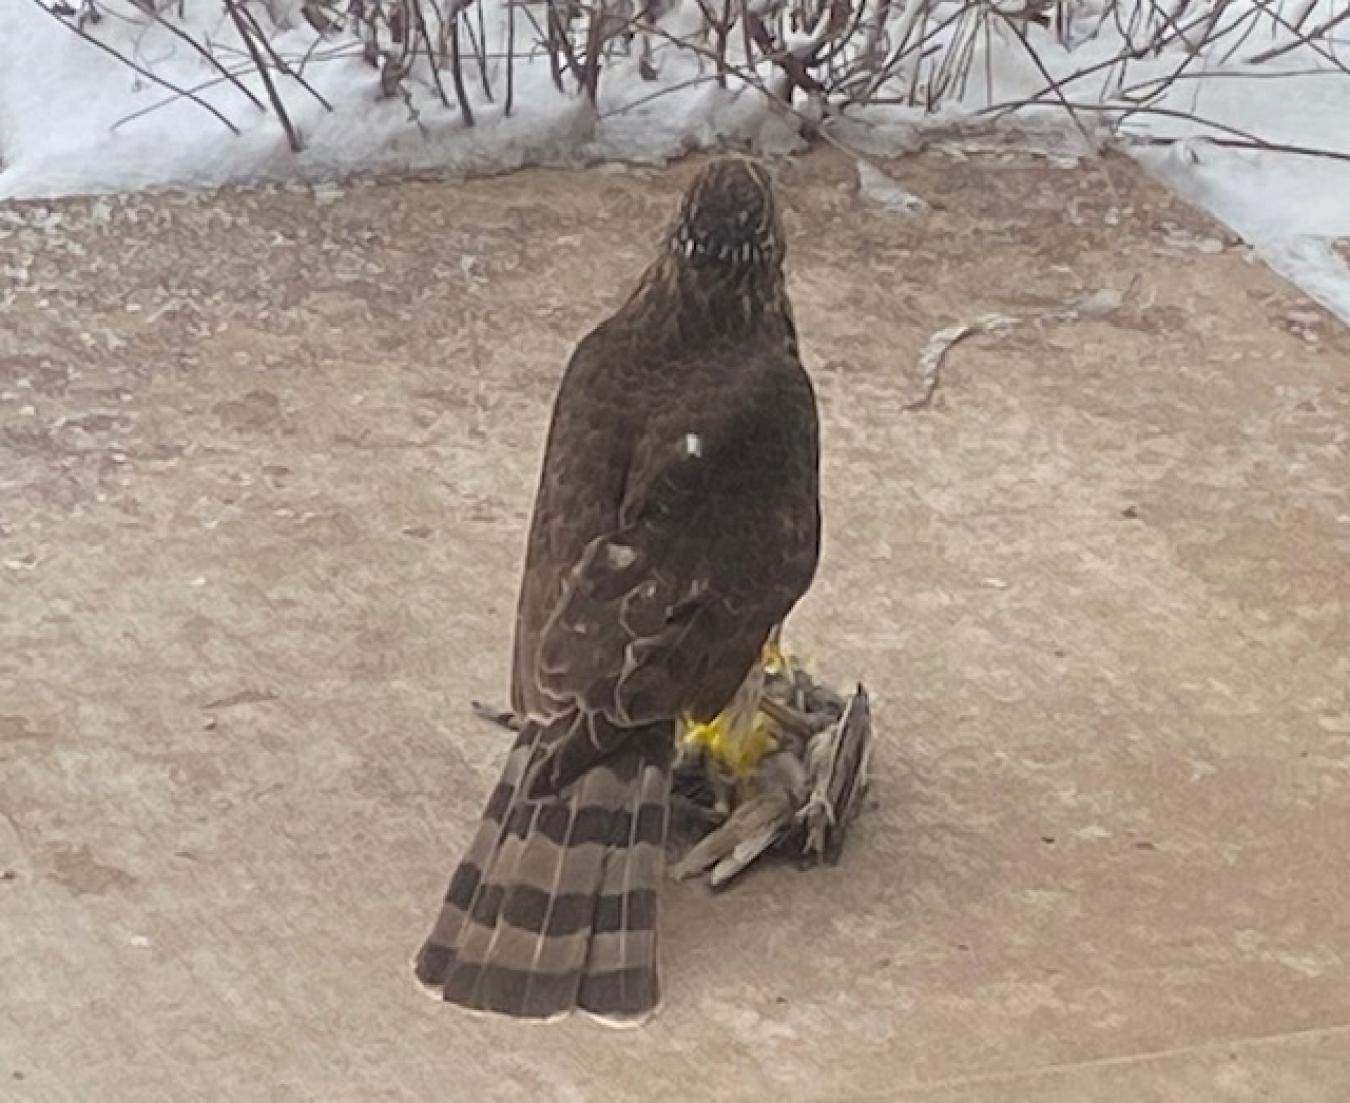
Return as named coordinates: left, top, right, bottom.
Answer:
left=677, top=627, right=801, bottom=813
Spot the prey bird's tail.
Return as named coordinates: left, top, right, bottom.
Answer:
left=414, top=716, right=673, bottom=1024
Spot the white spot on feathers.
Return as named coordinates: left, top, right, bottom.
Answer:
left=684, top=432, right=703, bottom=458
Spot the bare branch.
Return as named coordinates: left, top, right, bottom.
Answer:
left=35, top=0, right=1350, bottom=171
left=224, top=0, right=303, bottom=151
left=447, top=1, right=476, bottom=126
left=410, top=0, right=452, bottom=107
left=31, top=0, right=242, bottom=136
left=235, top=1, right=336, bottom=111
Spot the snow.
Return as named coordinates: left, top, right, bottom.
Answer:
left=1131, top=68, right=1350, bottom=322
left=1, top=0, right=1348, bottom=321
left=0, top=0, right=807, bottom=198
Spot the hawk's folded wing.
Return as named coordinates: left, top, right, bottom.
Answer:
left=523, top=354, right=819, bottom=797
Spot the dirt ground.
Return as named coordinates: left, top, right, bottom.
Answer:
left=2, top=148, right=1349, bottom=1102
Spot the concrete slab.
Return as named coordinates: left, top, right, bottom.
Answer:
left=2, top=149, right=1349, bottom=1101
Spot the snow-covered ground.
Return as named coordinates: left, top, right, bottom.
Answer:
left=1134, top=72, right=1350, bottom=324
left=0, top=0, right=805, bottom=195
left=1, top=0, right=1348, bottom=321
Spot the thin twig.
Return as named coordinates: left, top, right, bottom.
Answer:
left=580, top=0, right=605, bottom=101
left=505, top=0, right=516, bottom=115
left=411, top=0, right=451, bottom=107
left=468, top=0, right=495, bottom=102
left=1244, top=0, right=1350, bottom=75
left=1129, top=131, right=1350, bottom=164
left=747, top=9, right=827, bottom=96
left=224, top=0, right=303, bottom=151
left=111, top=63, right=254, bottom=131
left=298, top=16, right=353, bottom=76
left=447, top=1, right=476, bottom=126
left=905, top=287, right=1129, bottom=411
left=980, top=2, right=1258, bottom=121
left=1066, top=99, right=1350, bottom=163
left=30, top=0, right=241, bottom=136
left=109, top=52, right=360, bottom=134
left=236, top=1, right=336, bottom=110
left=138, top=0, right=267, bottom=112
left=995, top=9, right=1102, bottom=155
left=1249, top=3, right=1350, bottom=62
left=904, top=314, right=1012, bottom=411
left=599, top=67, right=728, bottom=115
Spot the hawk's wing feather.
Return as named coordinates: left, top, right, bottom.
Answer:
left=525, top=358, right=819, bottom=798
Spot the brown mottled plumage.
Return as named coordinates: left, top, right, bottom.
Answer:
left=413, top=158, right=821, bottom=1024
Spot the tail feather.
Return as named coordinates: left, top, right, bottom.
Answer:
left=414, top=715, right=672, bottom=1023
left=576, top=751, right=668, bottom=1019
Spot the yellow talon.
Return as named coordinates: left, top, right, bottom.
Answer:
left=679, top=711, right=778, bottom=779
left=761, top=635, right=790, bottom=678
left=678, top=630, right=797, bottom=791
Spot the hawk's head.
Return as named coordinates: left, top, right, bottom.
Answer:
left=667, top=158, right=784, bottom=276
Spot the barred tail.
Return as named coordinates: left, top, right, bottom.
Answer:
left=414, top=716, right=672, bottom=1024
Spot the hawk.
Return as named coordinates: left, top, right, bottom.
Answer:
left=414, top=157, right=821, bottom=1024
